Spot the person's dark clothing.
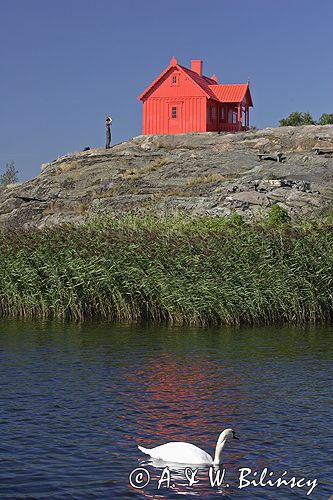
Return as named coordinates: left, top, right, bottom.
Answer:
left=106, top=123, right=111, bottom=149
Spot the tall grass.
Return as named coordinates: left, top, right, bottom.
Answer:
left=0, top=215, right=333, bottom=325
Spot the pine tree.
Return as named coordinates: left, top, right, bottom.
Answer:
left=279, top=112, right=316, bottom=126
left=318, top=113, right=333, bottom=125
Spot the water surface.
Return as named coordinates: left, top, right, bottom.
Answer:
left=0, top=320, right=332, bottom=498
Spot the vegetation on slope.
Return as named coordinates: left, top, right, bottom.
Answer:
left=279, top=111, right=333, bottom=126
left=0, top=211, right=333, bottom=325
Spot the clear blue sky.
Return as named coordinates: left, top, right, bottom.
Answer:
left=1, top=0, right=332, bottom=181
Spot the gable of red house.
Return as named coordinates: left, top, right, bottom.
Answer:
left=138, top=57, right=253, bottom=135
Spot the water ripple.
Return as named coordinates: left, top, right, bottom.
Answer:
left=0, top=321, right=332, bottom=498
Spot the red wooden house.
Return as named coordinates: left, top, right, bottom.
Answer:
left=138, top=57, right=253, bottom=135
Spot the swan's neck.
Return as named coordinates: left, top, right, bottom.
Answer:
left=213, top=438, right=227, bottom=465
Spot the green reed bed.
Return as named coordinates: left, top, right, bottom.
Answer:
left=0, top=214, right=333, bottom=324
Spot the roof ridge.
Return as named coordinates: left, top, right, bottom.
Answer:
left=179, top=64, right=217, bottom=83
left=209, top=83, right=248, bottom=87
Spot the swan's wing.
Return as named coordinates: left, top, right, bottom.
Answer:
left=143, top=442, right=213, bottom=464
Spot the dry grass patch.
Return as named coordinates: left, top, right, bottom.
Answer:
left=74, top=203, right=88, bottom=215
left=43, top=201, right=88, bottom=216
left=56, top=161, right=80, bottom=175
left=122, top=158, right=169, bottom=180
left=158, top=189, right=193, bottom=198
left=146, top=157, right=169, bottom=171
left=43, top=201, right=57, bottom=215
left=187, top=172, right=225, bottom=187
left=4, top=182, right=22, bottom=190
left=93, top=186, right=119, bottom=199
left=122, top=168, right=141, bottom=180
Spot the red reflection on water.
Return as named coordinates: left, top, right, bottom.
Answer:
left=130, top=353, right=243, bottom=449
left=123, top=352, right=247, bottom=498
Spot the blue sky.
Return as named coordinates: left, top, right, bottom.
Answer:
left=1, top=0, right=332, bottom=181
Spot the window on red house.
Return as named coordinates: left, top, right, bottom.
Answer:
left=171, top=75, right=178, bottom=85
left=211, top=107, right=216, bottom=121
left=220, top=107, right=225, bottom=121
left=171, top=107, right=177, bottom=118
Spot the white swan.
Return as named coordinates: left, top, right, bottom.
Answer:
left=138, top=428, right=239, bottom=465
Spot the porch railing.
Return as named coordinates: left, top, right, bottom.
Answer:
left=219, top=124, right=249, bottom=132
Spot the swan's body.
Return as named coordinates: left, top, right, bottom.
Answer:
left=138, top=442, right=213, bottom=464
left=138, top=428, right=238, bottom=465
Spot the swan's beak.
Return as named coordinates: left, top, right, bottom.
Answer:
left=232, top=431, right=239, bottom=440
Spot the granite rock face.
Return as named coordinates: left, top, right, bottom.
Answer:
left=1, top=125, right=333, bottom=228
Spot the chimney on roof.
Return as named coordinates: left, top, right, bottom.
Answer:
left=191, top=60, right=203, bottom=76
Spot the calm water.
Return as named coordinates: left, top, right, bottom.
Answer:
left=0, top=320, right=332, bottom=499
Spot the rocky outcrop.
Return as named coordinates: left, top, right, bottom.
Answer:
left=1, top=125, right=333, bottom=228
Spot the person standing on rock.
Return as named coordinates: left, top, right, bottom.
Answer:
left=105, top=116, right=112, bottom=149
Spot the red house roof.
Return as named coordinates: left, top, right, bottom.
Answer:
left=209, top=84, right=253, bottom=105
left=137, top=59, right=215, bottom=101
left=178, top=65, right=218, bottom=101
left=138, top=57, right=253, bottom=106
